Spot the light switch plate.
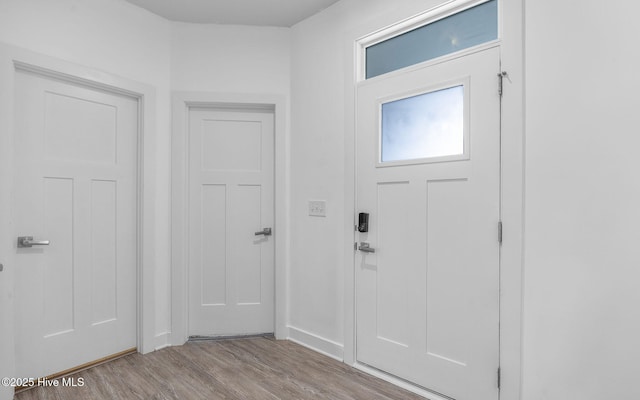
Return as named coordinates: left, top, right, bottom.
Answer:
left=308, top=200, right=326, bottom=217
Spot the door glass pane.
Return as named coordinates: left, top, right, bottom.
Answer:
left=366, top=0, right=497, bottom=79
left=381, top=85, right=464, bottom=163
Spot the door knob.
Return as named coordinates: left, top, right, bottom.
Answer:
left=17, top=236, right=51, bottom=248
left=358, top=242, right=375, bottom=253
left=254, top=228, right=272, bottom=236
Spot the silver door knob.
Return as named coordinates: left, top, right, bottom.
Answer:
left=358, top=242, right=375, bottom=253
left=254, top=228, right=272, bottom=236
left=18, top=236, right=51, bottom=248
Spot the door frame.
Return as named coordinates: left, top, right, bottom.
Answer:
left=342, top=0, right=524, bottom=399
left=171, top=92, right=288, bottom=344
left=0, top=43, right=159, bottom=394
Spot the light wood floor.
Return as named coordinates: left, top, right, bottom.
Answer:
left=15, top=337, right=423, bottom=399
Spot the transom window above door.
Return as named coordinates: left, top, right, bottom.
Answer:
left=364, top=0, right=498, bottom=79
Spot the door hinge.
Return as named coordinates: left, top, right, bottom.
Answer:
left=498, top=71, right=508, bottom=97
left=498, top=221, right=503, bottom=244
left=497, top=367, right=501, bottom=389
left=354, top=242, right=358, bottom=251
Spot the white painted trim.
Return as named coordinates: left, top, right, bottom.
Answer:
left=287, top=326, right=344, bottom=362
left=0, top=44, right=18, bottom=400
left=342, top=13, right=359, bottom=370
left=343, top=0, right=524, bottom=399
left=496, top=0, right=525, bottom=398
left=0, top=43, right=158, bottom=381
left=154, top=332, right=172, bottom=351
left=171, top=92, right=289, bottom=345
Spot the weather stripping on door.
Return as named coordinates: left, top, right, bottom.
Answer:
left=358, top=242, right=376, bottom=253
left=17, top=236, right=50, bottom=248
left=254, top=228, right=272, bottom=236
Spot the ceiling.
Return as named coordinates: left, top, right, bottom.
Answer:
left=124, top=0, right=341, bottom=27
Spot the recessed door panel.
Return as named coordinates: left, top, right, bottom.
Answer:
left=43, top=177, right=75, bottom=337
left=44, top=92, right=117, bottom=164
left=234, top=184, right=263, bottom=305
left=201, top=184, right=228, bottom=306
left=201, top=119, right=262, bottom=171
left=376, top=181, right=411, bottom=347
left=426, top=178, right=471, bottom=366
left=91, top=179, right=118, bottom=326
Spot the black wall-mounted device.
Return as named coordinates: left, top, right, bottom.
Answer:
left=358, top=212, right=369, bottom=232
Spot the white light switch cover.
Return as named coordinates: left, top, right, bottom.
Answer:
left=308, top=200, right=326, bottom=217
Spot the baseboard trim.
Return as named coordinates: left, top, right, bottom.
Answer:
left=15, top=347, right=137, bottom=393
left=287, top=326, right=344, bottom=361
left=154, top=332, right=172, bottom=351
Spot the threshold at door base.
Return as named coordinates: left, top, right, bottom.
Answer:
left=189, top=333, right=275, bottom=342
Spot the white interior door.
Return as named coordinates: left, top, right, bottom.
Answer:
left=188, top=108, right=274, bottom=337
left=356, top=46, right=501, bottom=400
left=13, top=70, right=138, bottom=379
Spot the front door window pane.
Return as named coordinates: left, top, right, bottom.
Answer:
left=381, top=85, right=464, bottom=163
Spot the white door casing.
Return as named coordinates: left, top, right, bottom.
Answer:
left=355, top=46, right=501, bottom=400
left=13, top=69, right=138, bottom=378
left=187, top=108, right=275, bottom=336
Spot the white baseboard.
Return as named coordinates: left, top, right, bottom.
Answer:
left=287, top=326, right=344, bottom=361
left=153, top=332, right=171, bottom=351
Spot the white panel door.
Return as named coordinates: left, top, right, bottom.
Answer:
left=13, top=70, right=138, bottom=379
left=356, top=46, right=501, bottom=400
left=188, top=109, right=274, bottom=336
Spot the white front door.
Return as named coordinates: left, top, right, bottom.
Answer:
left=13, top=70, right=138, bottom=379
left=188, top=108, right=274, bottom=337
left=356, top=46, right=501, bottom=400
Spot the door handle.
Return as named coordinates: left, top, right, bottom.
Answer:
left=358, top=242, right=375, bottom=253
left=254, top=228, right=272, bottom=236
left=18, top=236, right=51, bottom=248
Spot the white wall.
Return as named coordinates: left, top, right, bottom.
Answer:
left=523, top=1, right=640, bottom=399
left=171, top=23, right=290, bottom=94
left=289, top=1, right=349, bottom=353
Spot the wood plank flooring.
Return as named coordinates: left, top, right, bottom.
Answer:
left=15, top=337, right=424, bottom=399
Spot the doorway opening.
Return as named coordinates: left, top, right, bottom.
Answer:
left=2, top=47, right=158, bottom=387
left=171, top=93, right=288, bottom=345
